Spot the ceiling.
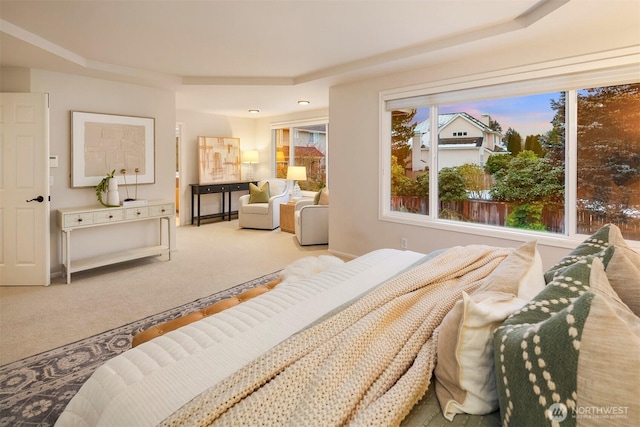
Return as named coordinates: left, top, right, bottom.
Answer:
left=1, top=0, right=638, bottom=118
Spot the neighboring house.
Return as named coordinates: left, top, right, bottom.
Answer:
left=280, top=145, right=326, bottom=177
left=410, top=112, right=504, bottom=172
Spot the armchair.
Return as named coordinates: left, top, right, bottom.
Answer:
left=294, top=199, right=329, bottom=245
left=238, top=179, right=290, bottom=230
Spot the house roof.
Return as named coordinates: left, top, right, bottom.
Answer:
left=281, top=146, right=325, bottom=159
left=415, top=112, right=500, bottom=142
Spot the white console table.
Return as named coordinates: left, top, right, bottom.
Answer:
left=58, top=201, right=174, bottom=284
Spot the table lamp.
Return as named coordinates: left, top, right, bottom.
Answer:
left=243, top=150, right=259, bottom=180
left=286, top=166, right=307, bottom=199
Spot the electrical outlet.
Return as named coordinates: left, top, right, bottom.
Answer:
left=401, top=238, right=408, bottom=249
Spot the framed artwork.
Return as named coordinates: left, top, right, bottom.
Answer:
left=71, top=111, right=155, bottom=187
left=197, top=136, right=241, bottom=183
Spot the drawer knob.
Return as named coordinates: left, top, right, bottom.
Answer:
left=109, top=215, right=113, bottom=219
left=136, top=211, right=141, bottom=215
left=78, top=218, right=83, bottom=222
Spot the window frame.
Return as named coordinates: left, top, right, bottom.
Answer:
left=271, top=116, right=329, bottom=188
left=379, top=56, right=640, bottom=249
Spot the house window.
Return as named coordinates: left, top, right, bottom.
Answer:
left=273, top=121, right=328, bottom=191
left=382, top=67, right=639, bottom=243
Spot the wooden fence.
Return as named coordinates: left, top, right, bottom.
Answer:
left=391, top=196, right=640, bottom=240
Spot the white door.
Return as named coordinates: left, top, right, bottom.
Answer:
left=0, top=93, right=50, bottom=286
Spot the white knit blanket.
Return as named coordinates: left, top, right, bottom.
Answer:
left=160, top=245, right=512, bottom=427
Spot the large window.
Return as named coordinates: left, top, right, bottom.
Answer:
left=274, top=122, right=328, bottom=191
left=383, top=71, right=639, bottom=243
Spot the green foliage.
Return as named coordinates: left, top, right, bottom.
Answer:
left=505, top=128, right=523, bottom=156
left=506, top=203, right=547, bottom=230
left=438, top=167, right=467, bottom=202
left=484, top=154, right=511, bottom=175
left=391, top=155, right=416, bottom=196
left=457, top=163, right=488, bottom=199
left=491, top=151, right=564, bottom=204
left=544, top=91, right=566, bottom=164
left=415, top=171, right=429, bottom=197
left=575, top=84, right=640, bottom=221
left=524, top=134, right=545, bottom=157
left=488, top=117, right=503, bottom=132
left=391, top=110, right=417, bottom=169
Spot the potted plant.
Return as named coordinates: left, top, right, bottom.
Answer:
left=95, top=169, right=120, bottom=207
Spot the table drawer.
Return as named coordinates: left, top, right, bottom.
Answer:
left=126, top=207, right=150, bottom=220
left=64, top=213, right=94, bottom=227
left=198, top=185, right=222, bottom=194
left=94, top=209, right=125, bottom=224
left=149, top=203, right=174, bottom=217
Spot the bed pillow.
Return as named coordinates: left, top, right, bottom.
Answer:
left=434, top=241, right=545, bottom=420
left=435, top=292, right=527, bottom=420
left=474, top=240, right=545, bottom=301
left=248, top=181, right=270, bottom=203
left=493, top=257, right=640, bottom=427
left=544, top=224, right=640, bottom=316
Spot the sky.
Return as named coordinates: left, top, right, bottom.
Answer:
left=413, top=92, right=561, bottom=138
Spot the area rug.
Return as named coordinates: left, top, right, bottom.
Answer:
left=0, top=271, right=280, bottom=427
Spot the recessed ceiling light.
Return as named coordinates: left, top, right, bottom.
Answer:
left=297, top=100, right=310, bottom=105
left=248, top=109, right=260, bottom=113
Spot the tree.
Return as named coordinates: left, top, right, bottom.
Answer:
left=544, top=91, right=566, bottom=165
left=415, top=170, right=429, bottom=198
left=391, top=110, right=416, bottom=169
left=457, top=163, right=489, bottom=199
left=488, top=117, right=503, bottom=133
left=504, top=128, right=523, bottom=156
left=549, top=84, right=640, bottom=224
left=490, top=150, right=564, bottom=230
left=575, top=84, right=640, bottom=222
left=391, top=155, right=416, bottom=196
left=484, top=154, right=511, bottom=175
left=438, top=167, right=467, bottom=202
left=524, top=134, right=544, bottom=157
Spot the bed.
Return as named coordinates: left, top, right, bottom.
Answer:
left=55, top=224, right=640, bottom=426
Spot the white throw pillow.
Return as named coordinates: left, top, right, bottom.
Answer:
left=435, top=240, right=546, bottom=420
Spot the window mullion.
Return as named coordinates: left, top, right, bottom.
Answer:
left=430, top=106, right=439, bottom=219
left=566, top=90, right=578, bottom=237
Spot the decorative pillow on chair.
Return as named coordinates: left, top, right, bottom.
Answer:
left=249, top=182, right=270, bottom=203
left=314, top=187, right=330, bottom=205
left=544, top=224, right=640, bottom=316
left=493, top=256, right=640, bottom=427
left=434, top=241, right=545, bottom=420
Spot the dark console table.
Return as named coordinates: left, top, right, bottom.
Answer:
left=190, top=181, right=257, bottom=226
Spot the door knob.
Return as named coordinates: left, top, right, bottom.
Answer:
left=26, top=196, right=44, bottom=203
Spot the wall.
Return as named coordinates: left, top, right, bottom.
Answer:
left=5, top=68, right=177, bottom=277
left=327, top=50, right=639, bottom=269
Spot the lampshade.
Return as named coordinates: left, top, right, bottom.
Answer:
left=286, top=165, right=307, bottom=181
left=243, top=150, right=259, bottom=164
left=276, top=151, right=285, bottom=162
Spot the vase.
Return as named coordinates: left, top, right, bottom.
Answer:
left=107, top=179, right=120, bottom=206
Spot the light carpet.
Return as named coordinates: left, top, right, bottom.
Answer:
left=0, top=271, right=280, bottom=427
